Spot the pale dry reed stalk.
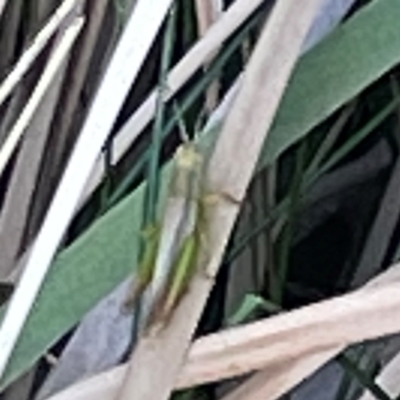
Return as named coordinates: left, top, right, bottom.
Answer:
left=42, top=260, right=400, bottom=400
left=0, top=0, right=173, bottom=382
left=0, top=0, right=83, bottom=108
left=81, top=0, right=267, bottom=204
left=114, top=1, right=323, bottom=399
left=0, top=16, right=84, bottom=179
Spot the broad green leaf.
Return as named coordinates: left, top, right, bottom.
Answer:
left=2, top=0, right=400, bottom=390
left=0, top=186, right=145, bottom=388
left=262, top=0, right=400, bottom=164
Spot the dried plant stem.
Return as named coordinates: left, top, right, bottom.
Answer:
left=0, top=0, right=82, bottom=108
left=220, top=272, right=400, bottom=400
left=180, top=266, right=400, bottom=387
left=24, top=0, right=113, bottom=246
left=114, top=2, right=322, bottom=400
left=0, top=0, right=8, bottom=18
left=44, top=0, right=111, bottom=186
left=0, top=0, right=24, bottom=91
left=43, top=261, right=400, bottom=400
left=0, top=0, right=172, bottom=384
left=0, top=12, right=84, bottom=375
left=0, top=16, right=84, bottom=180
left=0, top=25, right=73, bottom=279
left=194, top=0, right=222, bottom=112
left=82, top=0, right=266, bottom=203
left=195, top=0, right=222, bottom=36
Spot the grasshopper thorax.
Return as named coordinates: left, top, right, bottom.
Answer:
left=170, top=142, right=204, bottom=199
left=175, top=142, right=203, bottom=169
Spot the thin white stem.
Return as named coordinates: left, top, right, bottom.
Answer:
left=0, top=0, right=8, bottom=19
left=195, top=0, right=222, bottom=36
left=0, top=17, right=84, bottom=179
left=0, top=17, right=84, bottom=378
left=81, top=0, right=265, bottom=204
left=0, top=0, right=173, bottom=383
left=0, top=0, right=82, bottom=108
left=194, top=0, right=223, bottom=112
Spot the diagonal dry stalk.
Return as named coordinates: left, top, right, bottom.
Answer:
left=220, top=353, right=339, bottom=400
left=0, top=0, right=24, bottom=104
left=181, top=263, right=400, bottom=389
left=0, top=0, right=83, bottom=108
left=40, top=0, right=112, bottom=194
left=41, top=260, right=400, bottom=400
left=81, top=0, right=266, bottom=204
left=0, top=15, right=84, bottom=180
left=0, top=0, right=173, bottom=382
left=194, top=0, right=222, bottom=112
left=0, top=14, right=85, bottom=375
left=0, top=17, right=81, bottom=279
left=23, top=0, right=113, bottom=254
left=0, top=0, right=8, bottom=18
left=113, top=1, right=323, bottom=400
left=195, top=0, right=222, bottom=36
left=220, top=275, right=400, bottom=400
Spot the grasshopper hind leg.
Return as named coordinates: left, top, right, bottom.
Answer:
left=122, top=225, right=160, bottom=313
left=147, top=232, right=199, bottom=328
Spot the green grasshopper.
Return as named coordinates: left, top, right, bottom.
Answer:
left=126, top=136, right=210, bottom=329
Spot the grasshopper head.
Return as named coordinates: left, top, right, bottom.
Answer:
left=175, top=142, right=203, bottom=170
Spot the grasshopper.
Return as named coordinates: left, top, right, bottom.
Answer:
left=126, top=136, right=211, bottom=329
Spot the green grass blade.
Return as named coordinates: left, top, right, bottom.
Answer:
left=272, top=141, right=306, bottom=304
left=143, top=5, right=177, bottom=226
left=338, top=353, right=392, bottom=400
left=307, top=101, right=357, bottom=177
left=316, top=98, right=399, bottom=178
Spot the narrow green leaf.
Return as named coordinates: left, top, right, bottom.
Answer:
left=338, top=353, right=391, bottom=400
left=144, top=5, right=177, bottom=226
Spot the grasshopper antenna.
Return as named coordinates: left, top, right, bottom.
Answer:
left=172, top=101, right=190, bottom=143
left=193, top=106, right=208, bottom=141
